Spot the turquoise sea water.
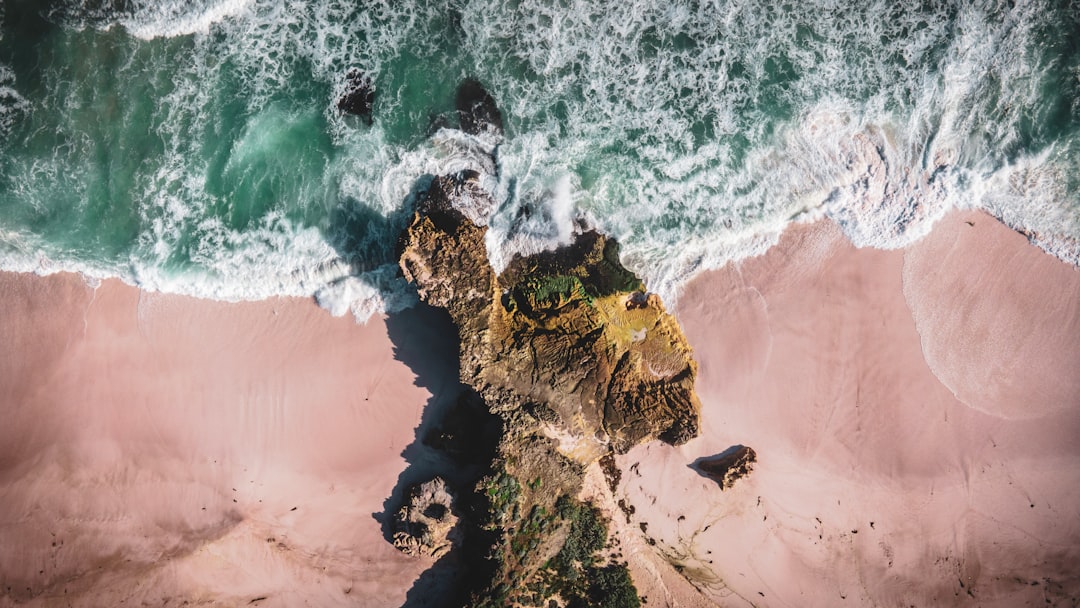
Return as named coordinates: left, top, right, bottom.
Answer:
left=1, top=0, right=1078, bottom=318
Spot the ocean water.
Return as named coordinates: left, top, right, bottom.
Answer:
left=0, top=0, right=1077, bottom=319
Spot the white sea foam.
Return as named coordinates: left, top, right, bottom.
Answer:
left=460, top=0, right=1080, bottom=307
left=314, top=265, right=418, bottom=322
left=485, top=171, right=582, bottom=273
left=117, top=0, right=256, bottom=40
left=0, top=221, right=416, bottom=324
left=2, top=0, right=1077, bottom=321
left=382, top=128, right=501, bottom=224
left=107, top=2, right=442, bottom=320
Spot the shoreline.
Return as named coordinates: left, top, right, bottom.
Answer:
left=1, top=208, right=1078, bottom=606
left=4, top=202, right=1077, bottom=327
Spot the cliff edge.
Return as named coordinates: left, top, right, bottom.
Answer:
left=391, top=171, right=703, bottom=607
left=398, top=173, right=701, bottom=462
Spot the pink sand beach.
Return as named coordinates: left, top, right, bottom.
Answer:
left=605, top=210, right=1080, bottom=607
left=2, top=209, right=1078, bottom=606
left=0, top=275, right=459, bottom=606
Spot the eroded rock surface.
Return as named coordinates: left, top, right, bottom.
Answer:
left=693, top=446, right=757, bottom=490
left=394, top=170, right=703, bottom=606
left=392, top=477, right=461, bottom=559
left=398, top=174, right=701, bottom=462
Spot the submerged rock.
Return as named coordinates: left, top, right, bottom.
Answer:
left=398, top=174, right=701, bottom=461
left=455, top=78, right=503, bottom=136
left=692, top=445, right=757, bottom=490
left=392, top=477, right=462, bottom=559
left=337, top=69, right=375, bottom=123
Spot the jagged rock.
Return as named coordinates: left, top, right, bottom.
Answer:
left=384, top=84, right=679, bottom=606
left=394, top=173, right=675, bottom=605
left=398, top=175, right=701, bottom=462
left=337, top=69, right=375, bottom=123
left=456, top=78, right=503, bottom=136
left=392, top=477, right=462, bottom=558
left=693, top=446, right=757, bottom=490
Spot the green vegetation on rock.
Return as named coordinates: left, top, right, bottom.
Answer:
left=397, top=174, right=700, bottom=606
left=509, top=275, right=594, bottom=315
left=470, top=477, right=640, bottom=608
left=482, top=469, right=523, bottom=526
left=537, top=496, right=639, bottom=608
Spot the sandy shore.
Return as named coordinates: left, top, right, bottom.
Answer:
left=608, top=210, right=1080, bottom=607
left=1, top=209, right=1078, bottom=607
left=0, top=274, right=462, bottom=607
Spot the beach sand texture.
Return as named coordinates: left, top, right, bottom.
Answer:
left=613, top=210, right=1080, bottom=607
left=0, top=275, right=464, bottom=607
left=1, top=210, right=1078, bottom=606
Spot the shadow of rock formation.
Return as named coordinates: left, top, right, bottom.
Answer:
left=374, top=302, right=503, bottom=608
left=689, top=445, right=757, bottom=490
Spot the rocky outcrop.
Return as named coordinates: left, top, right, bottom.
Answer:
left=391, top=97, right=710, bottom=603
left=456, top=78, right=503, bottom=136
left=392, top=477, right=462, bottom=559
left=693, top=446, right=757, bottom=490
left=398, top=173, right=701, bottom=462
left=337, top=69, right=375, bottom=124
left=395, top=171, right=702, bottom=605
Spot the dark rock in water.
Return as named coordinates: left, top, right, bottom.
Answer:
left=455, top=78, right=503, bottom=136
left=692, top=445, right=757, bottom=490
left=337, top=69, right=375, bottom=124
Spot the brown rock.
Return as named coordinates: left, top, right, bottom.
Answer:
left=397, top=175, right=701, bottom=462
left=391, top=477, right=462, bottom=559
left=692, top=446, right=757, bottom=490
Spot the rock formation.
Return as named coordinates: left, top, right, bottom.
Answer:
left=693, top=446, right=757, bottom=490
left=398, top=173, right=701, bottom=462
left=337, top=69, right=375, bottom=124
left=392, top=477, right=462, bottom=559
left=456, top=78, right=503, bottom=136
left=384, top=78, right=704, bottom=605
left=392, top=170, right=703, bottom=606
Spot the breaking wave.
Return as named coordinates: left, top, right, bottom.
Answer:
left=0, top=0, right=1076, bottom=319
